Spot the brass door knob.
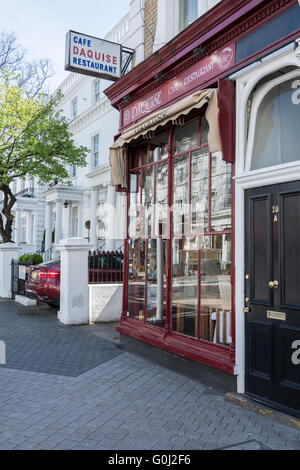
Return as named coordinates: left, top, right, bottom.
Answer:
left=244, top=307, right=250, bottom=313
left=269, top=281, right=279, bottom=288
left=269, top=281, right=274, bottom=288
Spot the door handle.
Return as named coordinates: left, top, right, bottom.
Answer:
left=269, top=280, right=279, bottom=288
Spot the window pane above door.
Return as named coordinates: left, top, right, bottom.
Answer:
left=251, top=79, right=300, bottom=170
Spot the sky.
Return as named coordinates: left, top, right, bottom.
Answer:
left=0, top=0, right=130, bottom=91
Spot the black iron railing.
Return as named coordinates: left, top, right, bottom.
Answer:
left=88, top=250, right=123, bottom=284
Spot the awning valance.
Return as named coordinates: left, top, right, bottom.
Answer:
left=110, top=88, right=221, bottom=187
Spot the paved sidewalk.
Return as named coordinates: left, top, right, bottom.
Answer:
left=0, top=300, right=299, bottom=450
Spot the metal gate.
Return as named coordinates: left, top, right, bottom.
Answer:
left=11, top=260, right=30, bottom=299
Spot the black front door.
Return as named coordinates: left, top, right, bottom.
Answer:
left=245, top=181, right=300, bottom=418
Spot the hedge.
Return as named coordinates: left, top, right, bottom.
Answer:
left=18, top=254, right=43, bottom=265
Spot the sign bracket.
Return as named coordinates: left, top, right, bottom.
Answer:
left=121, top=47, right=135, bottom=77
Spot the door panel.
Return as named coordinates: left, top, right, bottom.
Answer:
left=250, top=195, right=272, bottom=305
left=248, top=321, right=274, bottom=382
left=280, top=192, right=300, bottom=308
left=245, top=181, right=300, bottom=418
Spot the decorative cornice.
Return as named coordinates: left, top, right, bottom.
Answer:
left=68, top=98, right=112, bottom=134
left=106, top=0, right=297, bottom=109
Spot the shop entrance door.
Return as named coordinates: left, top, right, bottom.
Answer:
left=245, top=181, right=300, bottom=417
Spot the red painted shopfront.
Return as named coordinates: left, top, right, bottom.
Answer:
left=105, top=0, right=300, bottom=376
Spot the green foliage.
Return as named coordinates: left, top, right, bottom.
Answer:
left=18, top=253, right=43, bottom=265
left=0, top=73, right=88, bottom=186
left=0, top=71, right=89, bottom=242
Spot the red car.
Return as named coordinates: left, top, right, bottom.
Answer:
left=25, top=252, right=123, bottom=307
left=25, top=259, right=61, bottom=307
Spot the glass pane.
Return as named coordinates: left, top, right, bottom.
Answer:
left=128, top=239, right=146, bottom=320
left=211, top=152, right=232, bottom=232
left=149, top=132, right=168, bottom=163
left=199, top=235, right=232, bottom=346
left=155, top=160, right=169, bottom=237
left=173, top=154, right=189, bottom=234
left=181, top=0, right=198, bottom=29
left=128, top=172, right=140, bottom=238
left=201, top=117, right=209, bottom=145
left=191, top=148, right=209, bottom=233
left=130, top=144, right=147, bottom=169
left=174, top=119, right=199, bottom=154
left=146, top=239, right=167, bottom=328
left=172, top=237, right=198, bottom=338
left=141, top=166, right=154, bottom=236
left=252, top=79, right=300, bottom=170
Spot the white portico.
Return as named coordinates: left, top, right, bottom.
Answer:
left=87, top=163, right=126, bottom=252
left=44, top=185, right=84, bottom=258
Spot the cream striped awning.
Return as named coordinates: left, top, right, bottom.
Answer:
left=110, top=88, right=221, bottom=188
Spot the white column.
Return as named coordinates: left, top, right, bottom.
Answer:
left=45, top=203, right=52, bottom=252
left=0, top=243, right=20, bottom=298
left=106, top=185, right=116, bottom=251
left=90, top=188, right=98, bottom=250
left=14, top=209, right=22, bottom=245
left=78, top=201, right=83, bottom=238
left=56, top=238, right=92, bottom=325
left=55, top=200, right=63, bottom=245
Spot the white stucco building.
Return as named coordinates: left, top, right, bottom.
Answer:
left=9, top=0, right=223, bottom=258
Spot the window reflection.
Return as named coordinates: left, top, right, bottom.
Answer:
left=173, top=154, right=189, bottom=234
left=200, top=235, right=232, bottom=345
left=155, top=160, right=168, bottom=237
left=129, top=172, right=140, bottom=238
left=141, top=166, right=154, bottom=236
left=201, top=117, right=209, bottom=145
left=128, top=239, right=146, bottom=320
left=191, top=148, right=209, bottom=233
left=146, top=239, right=167, bottom=328
left=211, top=152, right=231, bottom=232
left=172, top=237, right=198, bottom=338
left=174, top=119, right=199, bottom=154
left=149, top=132, right=168, bottom=163
left=251, top=79, right=300, bottom=170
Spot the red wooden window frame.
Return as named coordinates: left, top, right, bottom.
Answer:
left=122, top=112, right=235, bottom=366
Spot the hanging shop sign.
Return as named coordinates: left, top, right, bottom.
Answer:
left=122, top=43, right=235, bottom=128
left=65, top=30, right=122, bottom=81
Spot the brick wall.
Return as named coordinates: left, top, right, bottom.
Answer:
left=144, top=0, right=158, bottom=59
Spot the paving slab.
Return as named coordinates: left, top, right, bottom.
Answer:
left=0, top=299, right=299, bottom=450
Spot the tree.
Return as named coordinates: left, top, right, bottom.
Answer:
left=0, top=30, right=53, bottom=97
left=0, top=74, right=88, bottom=243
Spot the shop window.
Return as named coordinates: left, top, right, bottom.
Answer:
left=126, top=118, right=232, bottom=347
left=141, top=166, right=154, bottom=237
left=155, top=160, right=168, bottom=237
left=146, top=239, right=167, bottom=328
left=172, top=236, right=198, bottom=338
left=210, top=152, right=231, bottom=231
left=174, top=119, right=199, bottom=154
left=128, top=239, right=146, bottom=320
left=191, top=148, right=209, bottom=233
left=173, top=154, right=189, bottom=235
left=128, top=172, right=140, bottom=238
left=148, top=132, right=169, bottom=164
left=199, top=235, right=232, bottom=345
left=251, top=78, right=300, bottom=170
